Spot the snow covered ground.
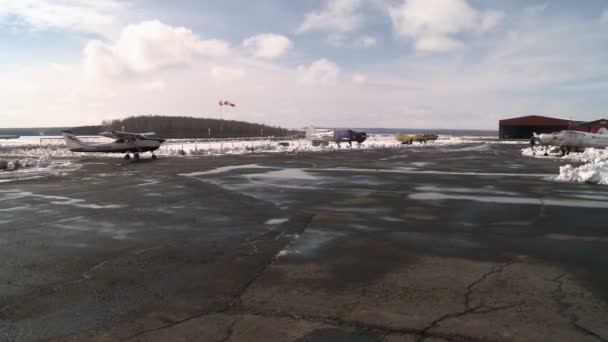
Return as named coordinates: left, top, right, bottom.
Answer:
left=1, top=135, right=522, bottom=159
left=0, top=135, right=528, bottom=183
left=522, top=146, right=608, bottom=185
left=0, top=157, right=78, bottom=183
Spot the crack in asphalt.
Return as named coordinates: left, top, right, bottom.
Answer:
left=214, top=317, right=239, bottom=342
left=464, top=261, right=516, bottom=310
left=119, top=214, right=317, bottom=341
left=551, top=274, right=607, bottom=342
left=98, top=233, right=517, bottom=342
left=415, top=304, right=516, bottom=342
left=417, top=260, right=517, bottom=342
left=237, top=309, right=499, bottom=342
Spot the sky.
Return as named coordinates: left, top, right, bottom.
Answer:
left=1, top=0, right=608, bottom=129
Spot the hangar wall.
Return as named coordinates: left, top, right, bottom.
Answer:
left=498, top=115, right=571, bottom=139
left=574, top=119, right=608, bottom=133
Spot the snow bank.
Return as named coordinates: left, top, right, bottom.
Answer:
left=520, top=146, right=563, bottom=158
left=0, top=157, right=78, bottom=183
left=0, top=157, right=52, bottom=171
left=522, top=147, right=608, bottom=161
left=555, top=161, right=608, bottom=185
left=522, top=147, right=608, bottom=185
left=553, top=148, right=608, bottom=184
left=1, top=135, right=523, bottom=159
left=561, top=148, right=608, bottom=163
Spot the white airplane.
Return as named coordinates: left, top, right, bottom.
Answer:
left=305, top=126, right=334, bottom=140
left=533, top=128, right=608, bottom=155
left=305, top=126, right=334, bottom=146
left=62, top=130, right=165, bottom=160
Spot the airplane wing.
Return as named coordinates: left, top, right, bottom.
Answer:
left=99, top=131, right=156, bottom=140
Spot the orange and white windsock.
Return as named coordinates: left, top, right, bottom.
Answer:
left=219, top=100, right=236, bottom=107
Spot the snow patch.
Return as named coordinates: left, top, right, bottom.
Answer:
left=555, top=161, right=608, bottom=185
left=4, top=135, right=527, bottom=160
left=265, top=218, right=289, bottom=225
left=411, top=162, right=433, bottom=167
left=416, top=185, right=519, bottom=196
left=0, top=190, right=125, bottom=209
left=522, top=147, right=608, bottom=185
left=247, top=168, right=319, bottom=180
left=179, top=164, right=270, bottom=177
left=409, top=192, right=608, bottom=208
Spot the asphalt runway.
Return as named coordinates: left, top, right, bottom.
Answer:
left=1, top=143, right=608, bottom=341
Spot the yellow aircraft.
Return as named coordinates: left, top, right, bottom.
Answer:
left=395, top=133, right=438, bottom=145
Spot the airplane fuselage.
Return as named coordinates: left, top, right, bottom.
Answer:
left=536, top=130, right=608, bottom=149
left=66, top=139, right=164, bottom=153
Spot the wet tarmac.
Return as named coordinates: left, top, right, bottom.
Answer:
left=1, top=143, right=607, bottom=341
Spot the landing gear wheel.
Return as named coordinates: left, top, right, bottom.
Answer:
left=151, top=154, right=157, bottom=160
left=134, top=153, right=140, bottom=159
left=124, top=154, right=131, bottom=160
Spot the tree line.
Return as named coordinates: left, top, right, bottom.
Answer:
left=70, top=116, right=300, bottom=138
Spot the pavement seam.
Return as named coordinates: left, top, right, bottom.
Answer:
left=119, top=214, right=316, bottom=341
left=550, top=274, right=607, bottom=342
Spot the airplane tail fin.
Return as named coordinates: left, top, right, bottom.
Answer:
left=305, top=126, right=317, bottom=139
left=597, top=128, right=608, bottom=135
left=62, top=130, right=89, bottom=149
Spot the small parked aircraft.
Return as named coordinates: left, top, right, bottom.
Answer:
left=395, top=133, right=438, bottom=145
left=305, top=127, right=367, bottom=147
left=62, top=130, right=165, bottom=160
left=334, top=129, right=367, bottom=147
left=533, top=128, right=608, bottom=155
left=305, top=126, right=334, bottom=145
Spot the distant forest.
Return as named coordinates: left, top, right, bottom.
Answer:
left=1, top=116, right=300, bottom=139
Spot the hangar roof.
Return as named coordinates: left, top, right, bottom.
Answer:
left=499, top=115, right=571, bottom=127
left=576, top=119, right=608, bottom=127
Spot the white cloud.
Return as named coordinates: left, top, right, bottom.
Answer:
left=0, top=0, right=126, bottom=37
left=6, top=3, right=608, bottom=131
left=138, top=80, right=166, bottom=91
left=297, top=0, right=363, bottom=34
left=601, top=9, right=608, bottom=24
left=297, top=58, right=340, bottom=86
left=352, top=73, right=367, bottom=84
left=210, top=66, right=245, bottom=81
left=415, top=35, right=463, bottom=52
left=355, top=35, right=377, bottom=48
left=243, top=33, right=292, bottom=59
left=389, top=0, right=503, bottom=53
left=84, top=20, right=230, bottom=79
